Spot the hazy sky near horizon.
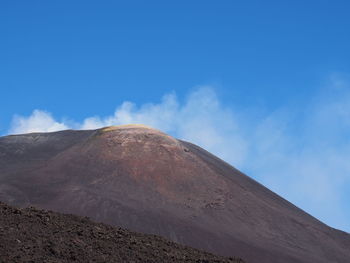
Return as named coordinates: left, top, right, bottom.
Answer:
left=1, top=1, right=350, bottom=232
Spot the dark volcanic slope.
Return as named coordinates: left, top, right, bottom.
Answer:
left=0, top=125, right=349, bottom=263
left=0, top=202, right=242, bottom=263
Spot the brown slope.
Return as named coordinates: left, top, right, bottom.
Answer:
left=0, top=125, right=349, bottom=263
left=0, top=201, right=243, bottom=263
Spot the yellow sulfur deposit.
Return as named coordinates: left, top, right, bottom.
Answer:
left=101, top=124, right=155, bottom=132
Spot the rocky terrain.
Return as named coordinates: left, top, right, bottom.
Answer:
left=0, top=202, right=243, bottom=263
left=0, top=125, right=349, bottom=263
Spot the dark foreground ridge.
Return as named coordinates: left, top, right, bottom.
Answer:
left=0, top=202, right=243, bottom=263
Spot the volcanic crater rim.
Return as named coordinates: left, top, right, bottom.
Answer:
left=100, top=124, right=159, bottom=132
left=98, top=124, right=180, bottom=145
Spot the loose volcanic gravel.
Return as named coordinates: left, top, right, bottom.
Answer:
left=0, top=202, right=245, bottom=263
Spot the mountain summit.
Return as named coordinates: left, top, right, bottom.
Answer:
left=0, top=125, right=349, bottom=263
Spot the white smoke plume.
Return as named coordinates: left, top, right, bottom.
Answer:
left=10, top=110, right=69, bottom=134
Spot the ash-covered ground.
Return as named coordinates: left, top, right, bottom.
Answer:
left=0, top=202, right=244, bottom=263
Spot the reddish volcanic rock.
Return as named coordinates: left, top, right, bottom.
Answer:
left=0, top=125, right=349, bottom=263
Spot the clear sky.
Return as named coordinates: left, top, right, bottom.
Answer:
left=1, top=1, right=350, bottom=232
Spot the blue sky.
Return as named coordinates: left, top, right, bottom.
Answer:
left=1, top=1, right=350, bottom=232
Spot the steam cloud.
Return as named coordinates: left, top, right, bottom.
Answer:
left=7, top=83, right=350, bottom=233
left=10, top=110, right=69, bottom=134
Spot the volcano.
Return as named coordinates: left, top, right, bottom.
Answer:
left=0, top=125, right=349, bottom=263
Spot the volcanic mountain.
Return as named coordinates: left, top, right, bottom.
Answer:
left=0, top=125, right=349, bottom=263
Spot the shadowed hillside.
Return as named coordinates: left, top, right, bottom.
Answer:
left=0, top=125, right=349, bottom=263
left=0, top=202, right=243, bottom=263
